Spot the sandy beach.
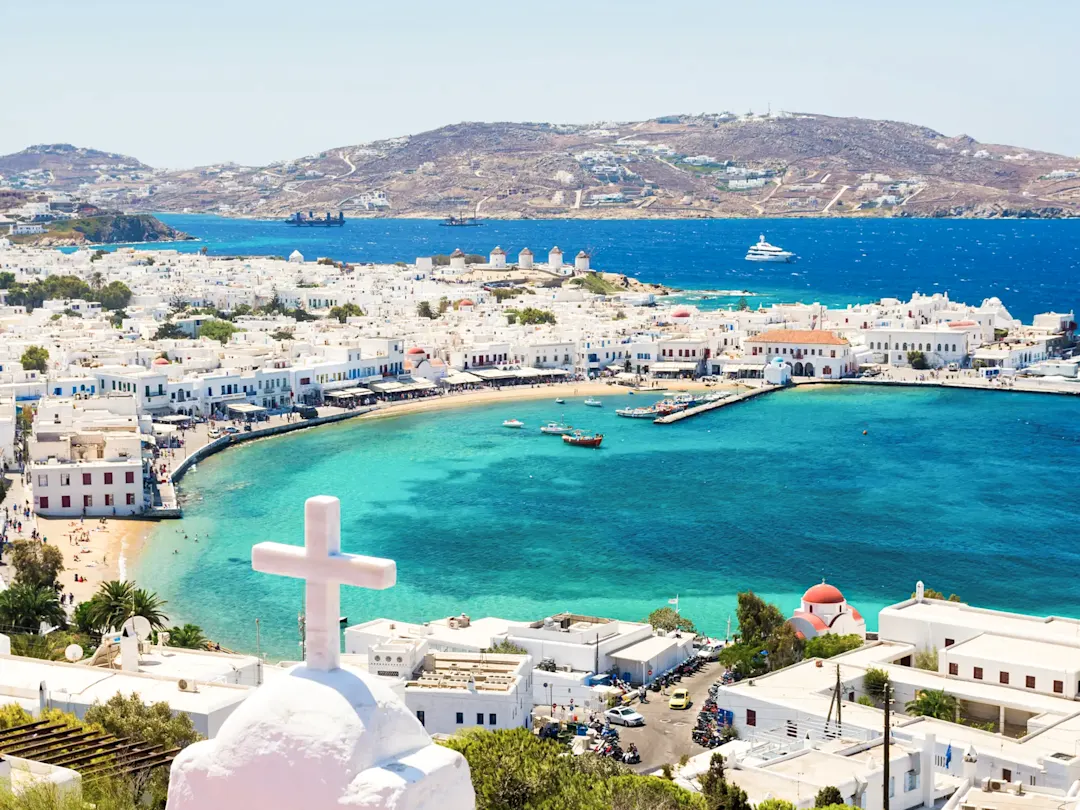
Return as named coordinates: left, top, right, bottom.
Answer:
left=35, top=516, right=154, bottom=603
left=355, top=379, right=737, bottom=422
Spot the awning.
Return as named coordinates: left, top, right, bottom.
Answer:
left=326, top=387, right=373, bottom=399
left=651, top=362, right=699, bottom=372
left=441, top=372, right=483, bottom=386
left=369, top=380, right=436, bottom=394
left=226, top=403, right=266, bottom=414
left=155, top=414, right=193, bottom=424
left=471, top=369, right=518, bottom=381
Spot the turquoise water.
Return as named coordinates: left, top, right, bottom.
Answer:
left=89, top=215, right=1080, bottom=320
left=134, top=386, right=1080, bottom=659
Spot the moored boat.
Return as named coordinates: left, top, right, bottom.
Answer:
left=584, top=398, right=603, bottom=407
left=616, top=407, right=659, bottom=419
left=745, top=233, right=795, bottom=263
left=562, top=431, right=603, bottom=448
left=555, top=398, right=566, bottom=404
left=540, top=421, right=574, bottom=435
left=503, top=419, right=525, bottom=429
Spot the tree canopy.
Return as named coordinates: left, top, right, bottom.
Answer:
left=20, top=345, right=49, bottom=372
left=9, top=540, right=65, bottom=590
left=85, top=692, right=200, bottom=752
left=84, top=580, right=169, bottom=632
left=905, top=688, right=958, bottom=721
left=198, top=318, right=239, bottom=344
left=804, top=634, right=864, bottom=660
left=166, top=624, right=208, bottom=650
left=0, top=583, right=66, bottom=634
left=328, top=303, right=364, bottom=322
left=442, top=728, right=705, bottom=810
left=646, top=606, right=697, bottom=634
left=152, top=322, right=187, bottom=340
left=2, top=274, right=132, bottom=312
left=815, top=786, right=845, bottom=807
left=698, top=752, right=750, bottom=810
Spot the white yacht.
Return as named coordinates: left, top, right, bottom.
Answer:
left=745, top=234, right=795, bottom=263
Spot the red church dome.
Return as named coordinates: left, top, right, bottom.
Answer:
left=459, top=299, right=475, bottom=307
left=803, top=583, right=845, bottom=604
left=672, top=308, right=691, bottom=318
left=407, top=347, right=426, bottom=355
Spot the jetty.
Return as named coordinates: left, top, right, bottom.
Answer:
left=653, top=386, right=774, bottom=423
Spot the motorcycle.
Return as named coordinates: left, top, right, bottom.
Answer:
left=622, top=744, right=641, bottom=765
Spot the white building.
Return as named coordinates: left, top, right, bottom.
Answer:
left=28, top=396, right=149, bottom=516
left=745, top=330, right=854, bottom=378
left=713, top=586, right=1080, bottom=797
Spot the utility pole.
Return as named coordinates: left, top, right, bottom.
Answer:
left=836, top=664, right=842, bottom=733
left=883, top=682, right=891, bottom=810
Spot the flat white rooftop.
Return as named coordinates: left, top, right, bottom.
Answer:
left=884, top=600, right=1080, bottom=648
left=0, top=654, right=249, bottom=715
left=115, top=646, right=261, bottom=683
left=347, top=616, right=527, bottom=651
left=946, top=633, right=1080, bottom=671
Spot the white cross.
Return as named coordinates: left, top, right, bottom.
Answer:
left=251, top=495, right=396, bottom=671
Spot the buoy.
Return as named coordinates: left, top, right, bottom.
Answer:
left=863, top=430, right=868, bottom=435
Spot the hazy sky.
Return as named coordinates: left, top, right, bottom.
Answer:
left=3, top=0, right=1077, bottom=167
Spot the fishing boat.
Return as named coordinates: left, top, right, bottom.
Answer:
left=502, top=419, right=525, bottom=429
left=540, top=421, right=574, bottom=435
left=562, top=431, right=603, bottom=448
left=616, top=406, right=659, bottom=419
left=563, top=431, right=603, bottom=448
left=583, top=398, right=603, bottom=407
left=555, top=398, right=565, bottom=404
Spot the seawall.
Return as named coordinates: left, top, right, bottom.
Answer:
left=170, top=406, right=378, bottom=486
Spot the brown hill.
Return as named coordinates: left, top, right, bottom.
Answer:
left=4, top=115, right=1079, bottom=219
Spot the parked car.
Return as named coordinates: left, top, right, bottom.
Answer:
left=605, top=706, right=645, bottom=727
left=668, top=689, right=691, bottom=710
left=224, top=426, right=240, bottom=435
left=293, top=405, right=318, bottom=419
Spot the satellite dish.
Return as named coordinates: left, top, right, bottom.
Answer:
left=64, top=644, right=83, bottom=662
left=123, top=616, right=153, bottom=642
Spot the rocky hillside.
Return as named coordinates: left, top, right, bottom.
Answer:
left=0, top=144, right=152, bottom=188
left=10, top=214, right=192, bottom=246
left=4, top=114, right=1080, bottom=219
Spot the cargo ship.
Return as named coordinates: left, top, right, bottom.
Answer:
left=285, top=211, right=345, bottom=226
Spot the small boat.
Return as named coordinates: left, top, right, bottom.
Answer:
left=563, top=431, right=603, bottom=448
left=555, top=398, right=565, bottom=404
left=540, top=421, right=574, bottom=435
left=502, top=419, right=525, bottom=429
left=339, top=616, right=348, bottom=624
left=583, top=398, right=603, bottom=407
left=616, top=407, right=659, bottom=419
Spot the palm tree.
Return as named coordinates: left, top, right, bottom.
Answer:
left=905, top=689, right=958, bottom=721
left=166, top=624, right=208, bottom=650
left=86, top=581, right=169, bottom=632
left=0, top=583, right=66, bottom=633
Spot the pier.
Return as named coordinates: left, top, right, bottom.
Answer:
left=653, top=386, right=775, bottom=423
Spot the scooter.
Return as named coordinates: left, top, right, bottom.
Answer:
left=622, top=743, right=641, bottom=765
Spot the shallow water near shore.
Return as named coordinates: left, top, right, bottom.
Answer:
left=134, top=386, right=1080, bottom=659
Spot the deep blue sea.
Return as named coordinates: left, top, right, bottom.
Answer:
left=134, top=386, right=1080, bottom=659
left=127, top=214, right=1080, bottom=321
left=115, top=215, right=1080, bottom=657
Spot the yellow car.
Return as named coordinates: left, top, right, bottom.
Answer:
left=669, top=689, right=692, bottom=710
